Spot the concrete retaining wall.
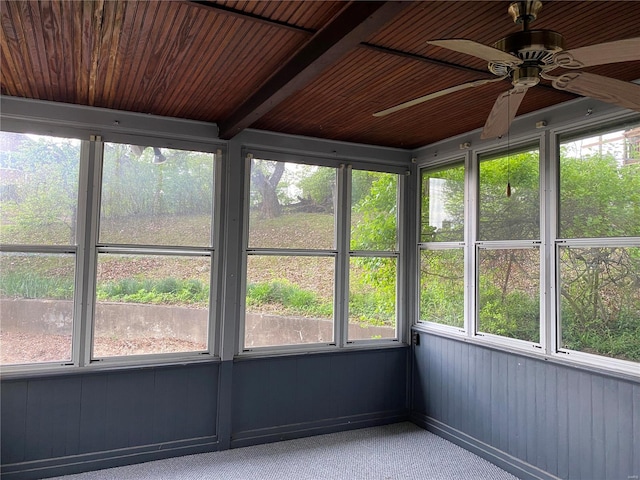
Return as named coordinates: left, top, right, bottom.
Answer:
left=0, top=298, right=394, bottom=346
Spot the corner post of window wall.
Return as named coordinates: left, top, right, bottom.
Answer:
left=412, top=162, right=422, bottom=334
left=398, top=166, right=414, bottom=345
left=335, top=164, right=350, bottom=347
left=221, top=140, right=246, bottom=360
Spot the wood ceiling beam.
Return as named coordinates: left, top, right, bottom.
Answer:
left=187, top=1, right=315, bottom=34
left=187, top=1, right=572, bottom=99
left=360, top=43, right=492, bottom=76
left=217, top=1, right=410, bottom=140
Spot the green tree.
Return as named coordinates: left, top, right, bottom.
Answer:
left=351, top=172, right=397, bottom=251
left=0, top=133, right=80, bottom=244
left=557, top=147, right=640, bottom=361
left=350, top=172, right=398, bottom=325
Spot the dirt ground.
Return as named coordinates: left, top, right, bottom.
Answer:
left=0, top=331, right=206, bottom=366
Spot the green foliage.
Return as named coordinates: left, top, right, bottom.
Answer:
left=559, top=246, right=640, bottom=361
left=350, top=257, right=396, bottom=327
left=559, top=147, right=640, bottom=361
left=0, top=271, right=74, bottom=300
left=419, top=250, right=464, bottom=328
left=349, top=290, right=395, bottom=326
left=420, top=163, right=465, bottom=242
left=101, top=144, right=213, bottom=219
left=478, top=151, right=540, bottom=241
left=478, top=285, right=539, bottom=342
left=246, top=280, right=332, bottom=317
left=0, top=134, right=80, bottom=244
left=297, top=166, right=335, bottom=205
left=559, top=152, right=640, bottom=237
left=351, top=172, right=397, bottom=251
left=96, top=277, right=209, bottom=306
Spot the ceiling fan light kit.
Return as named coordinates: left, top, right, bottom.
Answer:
left=374, top=1, right=640, bottom=140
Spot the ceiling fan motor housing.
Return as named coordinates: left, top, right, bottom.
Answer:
left=491, top=30, right=566, bottom=86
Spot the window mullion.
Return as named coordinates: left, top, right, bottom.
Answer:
left=466, top=151, right=477, bottom=338
left=542, top=129, right=556, bottom=355
left=78, top=135, right=103, bottom=367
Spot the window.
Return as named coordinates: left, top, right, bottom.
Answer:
left=93, top=143, right=215, bottom=358
left=244, top=159, right=337, bottom=349
left=243, top=157, right=401, bottom=351
left=558, top=124, right=640, bottom=362
left=0, top=132, right=81, bottom=366
left=477, top=147, right=541, bottom=343
left=0, top=131, right=219, bottom=369
left=416, top=119, right=640, bottom=372
left=349, top=170, right=398, bottom=341
left=419, top=162, right=465, bottom=328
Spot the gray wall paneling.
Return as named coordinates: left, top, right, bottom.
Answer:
left=231, top=348, right=410, bottom=447
left=411, top=331, right=640, bottom=480
left=1, top=347, right=409, bottom=479
left=1, top=363, right=220, bottom=479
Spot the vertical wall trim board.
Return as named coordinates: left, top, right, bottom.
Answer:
left=216, top=361, right=234, bottom=450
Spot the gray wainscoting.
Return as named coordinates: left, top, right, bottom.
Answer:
left=1, top=362, right=220, bottom=479
left=1, top=346, right=409, bottom=479
left=231, top=347, right=410, bottom=447
left=411, top=331, right=640, bottom=480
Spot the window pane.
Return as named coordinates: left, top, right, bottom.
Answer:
left=420, top=249, right=464, bottom=328
left=479, top=150, right=539, bottom=241
left=93, top=254, right=210, bottom=357
left=349, top=256, right=396, bottom=340
left=100, top=144, right=214, bottom=247
left=0, top=132, right=80, bottom=245
left=559, top=246, right=640, bottom=362
left=559, top=126, right=640, bottom=238
left=420, top=163, right=464, bottom=242
left=0, top=252, right=75, bottom=365
left=248, top=160, right=335, bottom=249
left=245, top=255, right=334, bottom=347
left=351, top=171, right=397, bottom=251
left=478, top=248, right=540, bottom=342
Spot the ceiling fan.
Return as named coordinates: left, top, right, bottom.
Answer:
left=374, top=0, right=640, bottom=139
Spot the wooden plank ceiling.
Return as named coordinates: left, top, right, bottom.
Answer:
left=2, top=1, right=640, bottom=149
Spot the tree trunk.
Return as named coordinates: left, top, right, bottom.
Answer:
left=252, top=161, right=285, bottom=219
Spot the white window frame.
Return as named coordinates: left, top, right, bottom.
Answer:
left=414, top=110, right=640, bottom=377
left=0, top=124, right=224, bottom=373
left=0, top=131, right=88, bottom=372
left=239, top=151, right=405, bottom=355
left=346, top=166, right=402, bottom=345
left=417, top=158, right=467, bottom=335
left=550, top=118, right=640, bottom=374
left=473, top=141, right=545, bottom=352
left=86, top=139, right=222, bottom=366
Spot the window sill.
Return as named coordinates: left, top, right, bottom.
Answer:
left=0, top=353, right=221, bottom=380
left=412, top=324, right=640, bottom=383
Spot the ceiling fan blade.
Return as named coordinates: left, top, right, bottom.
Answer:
left=552, top=72, right=640, bottom=111
left=428, top=39, right=522, bottom=65
left=481, top=87, right=529, bottom=140
left=554, top=37, right=640, bottom=69
left=374, top=76, right=508, bottom=117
